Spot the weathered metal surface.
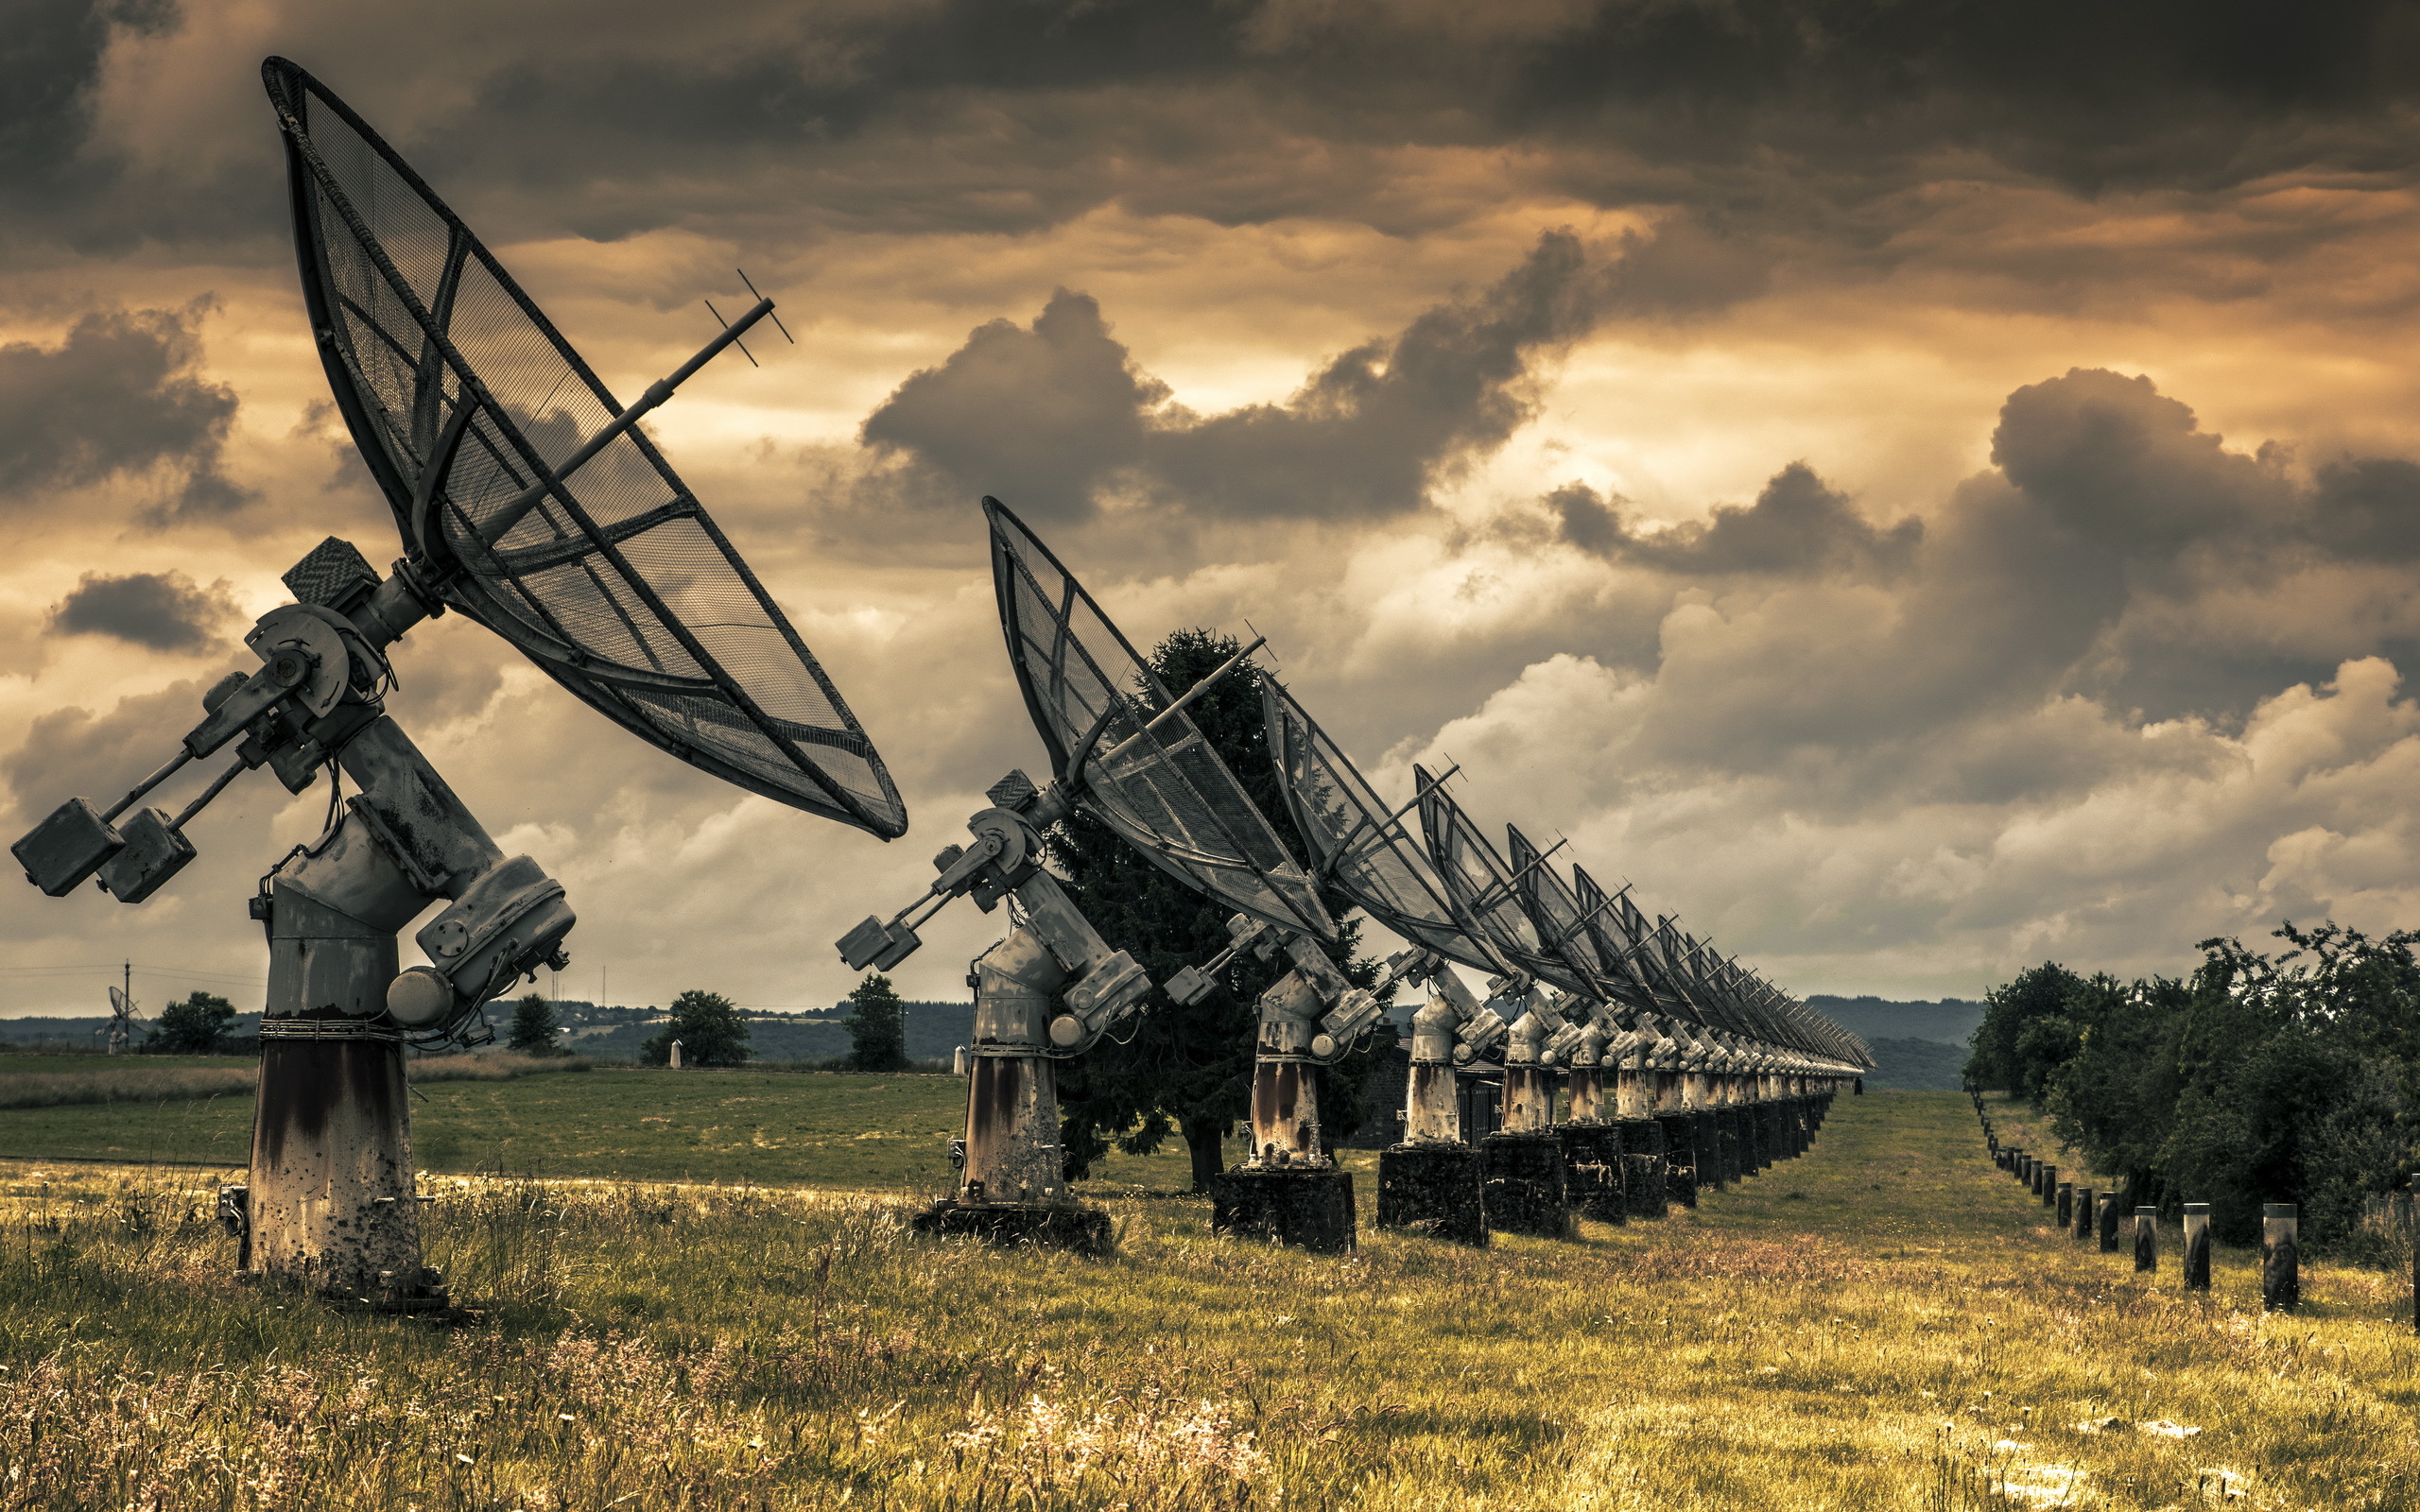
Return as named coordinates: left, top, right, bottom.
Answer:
left=248, top=1036, right=425, bottom=1299
left=960, top=921, right=1074, bottom=1206
left=1250, top=1060, right=1318, bottom=1164
left=1403, top=998, right=1461, bottom=1144
left=2183, top=1202, right=2211, bottom=1289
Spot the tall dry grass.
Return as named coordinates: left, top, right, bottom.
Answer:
left=0, top=1053, right=588, bottom=1111
left=0, top=1092, right=2414, bottom=1509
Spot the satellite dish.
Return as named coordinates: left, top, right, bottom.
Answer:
left=1504, top=823, right=1635, bottom=1008
left=263, top=58, right=904, bottom=839
left=1261, top=680, right=1508, bottom=978
left=988, top=499, right=1329, bottom=939
left=10, top=59, right=908, bottom=1308
left=838, top=499, right=1327, bottom=1249
left=1414, top=771, right=1584, bottom=996
left=102, top=980, right=146, bottom=1057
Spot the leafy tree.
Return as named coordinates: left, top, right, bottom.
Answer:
left=1963, top=961, right=2083, bottom=1102
left=643, top=990, right=752, bottom=1066
left=150, top=991, right=235, bottom=1055
left=2017, top=921, right=2420, bottom=1253
left=2046, top=973, right=2185, bottom=1208
left=844, top=973, right=909, bottom=1073
left=506, top=994, right=561, bottom=1056
left=1046, top=627, right=1391, bottom=1192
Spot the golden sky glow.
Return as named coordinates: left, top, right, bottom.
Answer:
left=6, top=0, right=2420, bottom=1017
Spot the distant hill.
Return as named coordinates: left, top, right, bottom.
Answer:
left=1860, top=1036, right=1968, bottom=1091
left=1806, top=995, right=1982, bottom=1048
left=560, top=1000, right=976, bottom=1064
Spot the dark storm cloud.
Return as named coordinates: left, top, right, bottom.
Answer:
left=857, top=231, right=1610, bottom=527
left=378, top=0, right=2420, bottom=250
left=48, top=570, right=235, bottom=652
left=1989, top=369, right=2289, bottom=563
left=0, top=306, right=252, bottom=519
left=860, top=290, right=1167, bottom=514
left=1535, top=367, right=2420, bottom=789
left=0, top=0, right=271, bottom=256
left=0, top=679, right=202, bottom=822
left=1554, top=464, right=1921, bottom=577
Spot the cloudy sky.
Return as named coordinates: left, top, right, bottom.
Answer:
left=5, top=0, right=2419, bottom=1021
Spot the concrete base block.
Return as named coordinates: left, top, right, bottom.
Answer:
left=1210, top=1166, right=1357, bottom=1254
left=1557, top=1124, right=1625, bottom=1223
left=910, top=1200, right=1114, bottom=1256
left=1480, top=1130, right=1569, bottom=1239
left=1376, top=1143, right=1487, bottom=1246
left=1655, top=1114, right=1700, bottom=1208
left=1616, top=1119, right=1667, bottom=1219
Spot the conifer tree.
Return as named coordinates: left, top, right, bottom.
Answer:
left=1047, top=627, right=1392, bottom=1191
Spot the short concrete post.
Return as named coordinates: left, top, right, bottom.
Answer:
left=2262, top=1203, right=2299, bottom=1312
left=2040, top=1163, right=2057, bottom=1208
left=2182, top=1202, right=2211, bottom=1291
left=2055, top=1181, right=2072, bottom=1228
left=669, top=1039, right=683, bottom=1070
left=2097, top=1194, right=2119, bottom=1253
left=2073, top=1185, right=2094, bottom=1241
left=2134, top=1206, right=2157, bottom=1273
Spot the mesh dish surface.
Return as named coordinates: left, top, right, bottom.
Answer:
left=984, top=498, right=1332, bottom=941
left=1261, top=680, right=1498, bottom=975
left=1416, top=773, right=1587, bottom=995
left=263, top=58, right=905, bottom=839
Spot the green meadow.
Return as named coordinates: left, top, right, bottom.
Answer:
left=2, top=1086, right=2414, bottom=1509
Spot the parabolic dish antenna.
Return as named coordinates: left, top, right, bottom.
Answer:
left=264, top=58, right=904, bottom=837
left=987, top=498, right=1330, bottom=939
left=1261, top=680, right=1504, bottom=977
left=1505, top=822, right=1634, bottom=1006
left=1416, top=770, right=1585, bottom=995
left=1571, top=863, right=1665, bottom=1011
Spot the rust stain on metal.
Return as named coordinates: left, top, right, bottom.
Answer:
left=967, top=1056, right=1019, bottom=1163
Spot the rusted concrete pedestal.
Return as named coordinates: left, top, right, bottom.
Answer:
left=1479, top=1130, right=1568, bottom=1238
left=1376, top=1143, right=1487, bottom=1246
left=1556, top=1124, right=1625, bottom=1224
left=1655, top=1113, right=1699, bottom=1208
left=249, top=1031, right=448, bottom=1309
left=910, top=1200, right=1113, bottom=1255
left=1616, top=1118, right=1667, bottom=1218
left=1695, top=1111, right=1727, bottom=1190
left=1210, top=1167, right=1356, bottom=1253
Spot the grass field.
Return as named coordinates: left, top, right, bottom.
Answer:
left=0, top=1062, right=1232, bottom=1192
left=2, top=1089, right=2415, bottom=1510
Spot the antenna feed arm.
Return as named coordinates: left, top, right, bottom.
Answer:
left=837, top=803, right=1042, bottom=971
left=1165, top=913, right=1279, bottom=1007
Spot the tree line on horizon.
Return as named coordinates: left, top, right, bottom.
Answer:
left=1965, top=920, right=2419, bottom=1256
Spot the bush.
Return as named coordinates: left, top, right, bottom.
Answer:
left=2000, top=919, right=2420, bottom=1254
left=643, top=990, right=752, bottom=1067
left=148, top=992, right=236, bottom=1055
left=843, top=974, right=908, bottom=1074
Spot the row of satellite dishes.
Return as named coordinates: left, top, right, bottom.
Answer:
left=9, top=60, right=1869, bottom=1297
